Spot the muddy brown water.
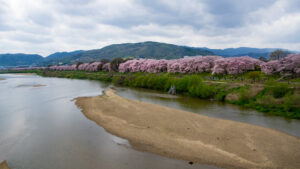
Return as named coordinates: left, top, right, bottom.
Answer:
left=0, top=74, right=299, bottom=169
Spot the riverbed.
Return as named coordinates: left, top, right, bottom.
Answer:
left=0, top=74, right=218, bottom=169
left=0, top=74, right=299, bottom=169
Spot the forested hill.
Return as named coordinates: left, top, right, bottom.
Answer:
left=51, top=41, right=214, bottom=64
left=42, top=50, right=84, bottom=66
left=0, top=54, right=43, bottom=67
left=201, top=47, right=279, bottom=58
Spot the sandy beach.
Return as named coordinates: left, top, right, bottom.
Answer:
left=0, top=161, right=10, bottom=169
left=75, top=89, right=300, bottom=169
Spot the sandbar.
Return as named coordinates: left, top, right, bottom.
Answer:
left=0, top=161, right=10, bottom=169
left=12, top=73, right=36, bottom=76
left=16, top=84, right=46, bottom=88
left=75, top=89, right=300, bottom=169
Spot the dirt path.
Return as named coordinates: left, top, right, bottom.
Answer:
left=75, top=89, right=300, bottom=169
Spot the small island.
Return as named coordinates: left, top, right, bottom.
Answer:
left=0, top=161, right=10, bottom=169
left=75, top=89, right=300, bottom=169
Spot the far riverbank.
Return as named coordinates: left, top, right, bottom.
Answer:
left=1, top=70, right=299, bottom=119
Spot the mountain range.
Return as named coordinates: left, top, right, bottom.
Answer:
left=0, top=41, right=296, bottom=67
left=0, top=54, right=43, bottom=67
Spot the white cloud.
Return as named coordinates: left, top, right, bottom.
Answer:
left=0, top=0, right=299, bottom=56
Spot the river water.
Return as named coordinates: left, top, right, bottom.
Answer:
left=0, top=74, right=299, bottom=169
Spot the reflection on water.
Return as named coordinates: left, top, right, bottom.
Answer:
left=0, top=74, right=218, bottom=169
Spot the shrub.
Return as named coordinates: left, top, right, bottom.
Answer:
left=215, top=90, right=227, bottom=101
left=112, top=76, right=125, bottom=85
left=174, top=75, right=203, bottom=93
left=283, top=93, right=300, bottom=112
left=264, top=82, right=293, bottom=98
left=247, top=71, right=262, bottom=82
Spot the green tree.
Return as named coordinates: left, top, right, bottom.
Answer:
left=110, top=57, right=124, bottom=72
left=269, top=49, right=289, bottom=60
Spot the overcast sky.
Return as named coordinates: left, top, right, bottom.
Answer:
left=0, top=0, right=299, bottom=56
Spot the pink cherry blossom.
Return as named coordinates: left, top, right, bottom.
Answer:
left=8, top=53, right=300, bottom=76
left=102, top=63, right=111, bottom=72
left=260, top=53, right=300, bottom=75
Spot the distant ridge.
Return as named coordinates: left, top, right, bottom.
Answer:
left=51, top=41, right=214, bottom=65
left=200, top=47, right=277, bottom=58
left=0, top=54, right=43, bottom=67
left=42, top=50, right=84, bottom=65
left=0, top=41, right=297, bottom=67
left=46, top=50, right=84, bottom=59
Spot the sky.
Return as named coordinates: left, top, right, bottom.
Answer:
left=0, top=0, right=299, bottom=56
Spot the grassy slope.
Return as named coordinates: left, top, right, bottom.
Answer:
left=2, top=70, right=299, bottom=119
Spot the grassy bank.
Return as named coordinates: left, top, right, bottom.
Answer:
left=2, top=70, right=300, bottom=119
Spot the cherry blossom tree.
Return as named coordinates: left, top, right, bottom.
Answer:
left=12, top=53, right=300, bottom=76
left=261, top=54, right=300, bottom=75
left=212, top=56, right=262, bottom=75
left=102, top=63, right=111, bottom=72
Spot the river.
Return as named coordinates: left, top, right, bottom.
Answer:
left=0, top=74, right=299, bottom=169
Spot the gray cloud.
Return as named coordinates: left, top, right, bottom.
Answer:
left=0, top=0, right=299, bottom=56
left=0, top=1, right=13, bottom=31
left=203, top=0, right=276, bottom=26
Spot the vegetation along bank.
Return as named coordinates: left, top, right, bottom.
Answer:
left=2, top=54, right=300, bottom=119
left=1, top=69, right=298, bottom=119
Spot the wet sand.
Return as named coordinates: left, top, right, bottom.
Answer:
left=12, top=73, right=36, bottom=76
left=16, top=84, right=46, bottom=88
left=75, top=89, right=300, bottom=169
left=0, top=78, right=4, bottom=81
left=0, top=161, right=10, bottom=169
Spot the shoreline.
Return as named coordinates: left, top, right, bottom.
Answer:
left=39, top=70, right=300, bottom=119
left=1, top=70, right=299, bottom=119
left=16, top=84, right=46, bottom=88
left=12, top=73, right=36, bottom=76
left=0, top=78, right=4, bottom=80
left=75, top=89, right=300, bottom=169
